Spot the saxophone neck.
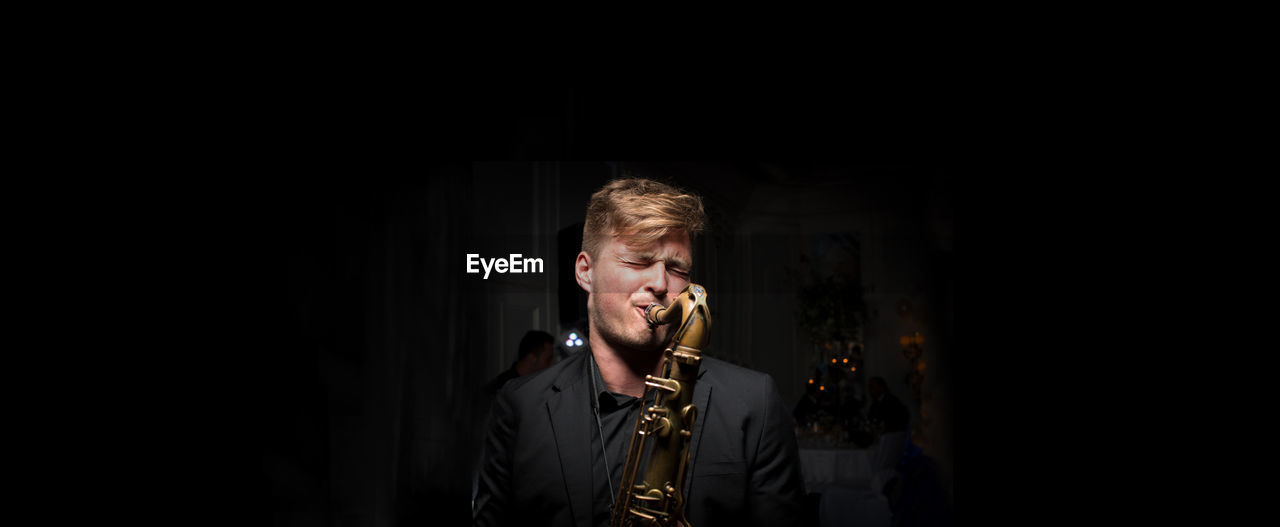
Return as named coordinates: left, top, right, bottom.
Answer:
left=643, top=283, right=711, bottom=355
left=644, top=284, right=709, bottom=328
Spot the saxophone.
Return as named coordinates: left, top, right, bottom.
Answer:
left=611, top=283, right=711, bottom=527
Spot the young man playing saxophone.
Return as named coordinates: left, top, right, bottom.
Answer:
left=474, top=177, right=806, bottom=526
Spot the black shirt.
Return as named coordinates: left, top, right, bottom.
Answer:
left=587, top=352, right=644, bottom=527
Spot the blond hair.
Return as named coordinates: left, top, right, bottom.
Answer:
left=581, top=178, right=706, bottom=258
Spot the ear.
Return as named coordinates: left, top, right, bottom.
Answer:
left=574, top=251, right=592, bottom=293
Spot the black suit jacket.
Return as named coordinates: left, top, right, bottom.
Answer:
left=473, top=350, right=806, bottom=526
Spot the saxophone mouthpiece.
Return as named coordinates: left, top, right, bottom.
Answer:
left=644, top=303, right=664, bottom=329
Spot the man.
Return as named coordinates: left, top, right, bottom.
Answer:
left=483, top=330, right=557, bottom=395
left=474, top=178, right=806, bottom=526
left=866, top=376, right=910, bottom=435
left=792, top=380, right=831, bottom=428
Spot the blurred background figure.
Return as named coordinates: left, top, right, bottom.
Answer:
left=793, top=380, right=834, bottom=429
left=866, top=376, right=910, bottom=436
left=483, top=330, right=556, bottom=395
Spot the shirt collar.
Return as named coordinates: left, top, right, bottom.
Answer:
left=586, top=349, right=640, bottom=410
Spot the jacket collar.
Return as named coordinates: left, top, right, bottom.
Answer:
left=546, top=352, right=592, bottom=527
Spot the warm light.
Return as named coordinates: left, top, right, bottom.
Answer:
left=850, top=367, right=856, bottom=372
left=842, top=358, right=848, bottom=363
left=808, top=379, right=814, bottom=384
left=819, top=386, right=825, bottom=391
left=831, top=358, right=837, bottom=364
left=917, top=360, right=927, bottom=372
left=900, top=335, right=911, bottom=347
left=914, top=333, right=925, bottom=345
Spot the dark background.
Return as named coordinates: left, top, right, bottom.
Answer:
left=192, top=161, right=953, bottom=526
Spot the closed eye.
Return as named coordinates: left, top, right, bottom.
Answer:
left=619, top=257, right=688, bottom=278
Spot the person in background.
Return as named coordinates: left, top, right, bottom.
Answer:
left=866, top=376, right=910, bottom=435
left=793, top=381, right=832, bottom=428
left=483, top=330, right=556, bottom=395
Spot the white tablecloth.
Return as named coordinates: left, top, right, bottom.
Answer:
left=798, top=447, right=873, bottom=494
left=800, top=447, right=891, bottom=527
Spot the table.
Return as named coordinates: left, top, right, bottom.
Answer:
left=798, top=446, right=873, bottom=494
left=798, top=445, right=891, bottom=527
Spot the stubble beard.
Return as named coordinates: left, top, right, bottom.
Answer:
left=589, top=293, right=669, bottom=356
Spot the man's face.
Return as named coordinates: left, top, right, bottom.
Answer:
left=535, top=342, right=554, bottom=371
left=578, top=231, right=692, bottom=354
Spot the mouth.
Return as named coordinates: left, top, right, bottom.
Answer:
left=635, top=305, right=662, bottom=330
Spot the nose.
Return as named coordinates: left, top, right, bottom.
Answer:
left=642, top=261, right=669, bottom=299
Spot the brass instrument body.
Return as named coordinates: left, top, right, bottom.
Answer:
left=611, top=284, right=711, bottom=527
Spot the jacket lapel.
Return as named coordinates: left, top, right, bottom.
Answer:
left=547, top=355, right=593, bottom=527
left=683, top=365, right=712, bottom=497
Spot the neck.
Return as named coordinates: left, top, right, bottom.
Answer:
left=514, top=360, right=532, bottom=376
left=589, top=326, right=665, bottom=398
